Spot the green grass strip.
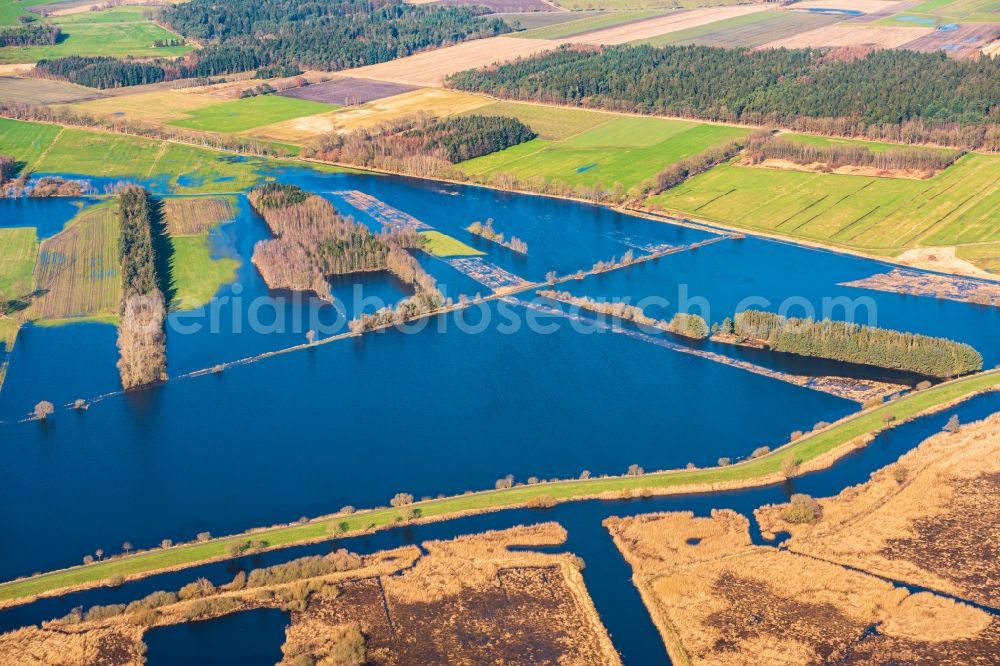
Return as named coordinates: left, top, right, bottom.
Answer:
left=2, top=369, right=998, bottom=604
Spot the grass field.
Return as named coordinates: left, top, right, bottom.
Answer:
left=0, top=117, right=63, bottom=168
left=67, top=90, right=222, bottom=124
left=0, top=227, right=37, bottom=301
left=162, top=196, right=235, bottom=235
left=169, top=234, right=239, bottom=310
left=514, top=10, right=667, bottom=39
left=956, top=243, right=1000, bottom=274
left=649, top=148, right=1000, bottom=257
left=2, top=368, right=996, bottom=604
left=168, top=95, right=335, bottom=133
left=420, top=230, right=486, bottom=257
left=35, top=126, right=163, bottom=176
left=459, top=110, right=749, bottom=189
left=29, top=203, right=121, bottom=322
left=0, top=0, right=63, bottom=26
left=636, top=9, right=840, bottom=47
left=0, top=7, right=193, bottom=64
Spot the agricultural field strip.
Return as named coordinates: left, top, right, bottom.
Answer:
left=2, top=368, right=997, bottom=605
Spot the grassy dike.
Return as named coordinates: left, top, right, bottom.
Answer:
left=2, top=369, right=998, bottom=606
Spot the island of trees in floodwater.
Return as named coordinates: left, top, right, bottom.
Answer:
left=726, top=310, right=983, bottom=379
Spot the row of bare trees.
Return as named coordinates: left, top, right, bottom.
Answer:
left=745, top=133, right=963, bottom=172
left=466, top=219, right=528, bottom=255
left=248, top=184, right=440, bottom=306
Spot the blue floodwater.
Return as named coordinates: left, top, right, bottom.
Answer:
left=0, top=198, right=89, bottom=239
left=1, top=166, right=998, bottom=659
left=2, top=392, right=996, bottom=665
left=144, top=608, right=289, bottom=666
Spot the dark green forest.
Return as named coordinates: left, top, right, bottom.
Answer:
left=0, top=23, right=60, bottom=47
left=33, top=0, right=508, bottom=88
left=448, top=45, right=1000, bottom=148
left=732, top=310, right=983, bottom=378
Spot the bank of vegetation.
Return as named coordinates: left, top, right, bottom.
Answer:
left=248, top=183, right=439, bottom=307
left=116, top=186, right=168, bottom=390
left=448, top=45, right=1000, bottom=150
left=467, top=219, right=527, bottom=254
left=538, top=290, right=709, bottom=340
left=745, top=134, right=963, bottom=173
left=726, top=310, right=982, bottom=378
left=305, top=114, right=537, bottom=178
left=0, top=370, right=997, bottom=606
left=31, top=0, right=509, bottom=89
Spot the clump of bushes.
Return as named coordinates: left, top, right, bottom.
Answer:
left=782, top=494, right=822, bottom=525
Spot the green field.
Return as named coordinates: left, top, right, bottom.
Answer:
left=0, top=0, right=64, bottom=26
left=649, top=148, right=1000, bottom=257
left=36, top=126, right=164, bottom=176
left=459, top=111, right=749, bottom=190
left=0, top=6, right=193, bottom=63
left=514, top=10, right=666, bottom=39
left=2, top=368, right=996, bottom=604
left=636, top=10, right=840, bottom=47
left=169, top=95, right=335, bottom=134
left=0, top=227, right=37, bottom=303
left=169, top=234, right=240, bottom=310
left=0, top=117, right=63, bottom=167
left=420, top=231, right=485, bottom=257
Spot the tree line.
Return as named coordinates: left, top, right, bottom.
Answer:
left=116, top=186, right=168, bottom=390
left=31, top=0, right=509, bottom=88
left=304, top=114, right=536, bottom=178
left=447, top=45, right=1000, bottom=150
left=248, top=184, right=439, bottom=305
left=467, top=218, right=528, bottom=254
left=0, top=22, right=60, bottom=46
left=745, top=133, right=963, bottom=172
left=537, top=290, right=710, bottom=340
left=730, top=309, right=982, bottom=378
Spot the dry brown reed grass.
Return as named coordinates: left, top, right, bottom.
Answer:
left=756, top=411, right=1000, bottom=607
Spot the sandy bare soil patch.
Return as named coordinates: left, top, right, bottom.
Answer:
left=252, top=88, right=493, bottom=142
left=841, top=267, right=1000, bottom=305
left=894, top=246, right=998, bottom=281
left=0, top=75, right=103, bottom=104
left=41, top=0, right=186, bottom=17
left=785, top=0, right=909, bottom=14
left=341, top=36, right=561, bottom=87
left=0, top=64, right=35, bottom=75
left=759, top=23, right=933, bottom=49
left=745, top=156, right=940, bottom=180
left=607, top=510, right=1000, bottom=665
left=757, top=412, right=1000, bottom=609
left=571, top=6, right=769, bottom=45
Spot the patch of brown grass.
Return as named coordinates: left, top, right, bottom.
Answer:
left=756, top=411, right=1000, bottom=607
left=162, top=197, right=235, bottom=236
left=607, top=510, right=1000, bottom=665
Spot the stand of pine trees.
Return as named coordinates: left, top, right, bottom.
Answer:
left=732, top=309, right=982, bottom=378
left=117, top=186, right=168, bottom=390
left=447, top=45, right=1000, bottom=150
